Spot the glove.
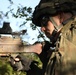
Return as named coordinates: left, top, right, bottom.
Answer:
left=10, top=54, right=33, bottom=71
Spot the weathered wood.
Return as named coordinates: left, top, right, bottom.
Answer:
left=0, top=35, right=24, bottom=53
left=0, top=35, right=42, bottom=55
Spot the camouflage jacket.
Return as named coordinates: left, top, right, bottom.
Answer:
left=45, top=16, right=76, bottom=75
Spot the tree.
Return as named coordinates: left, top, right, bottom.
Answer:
left=0, top=1, right=46, bottom=75
left=0, top=0, right=46, bottom=43
left=0, top=0, right=32, bottom=26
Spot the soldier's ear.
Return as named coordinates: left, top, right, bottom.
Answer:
left=41, top=27, right=45, bottom=32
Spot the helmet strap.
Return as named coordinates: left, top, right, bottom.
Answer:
left=49, top=17, right=63, bottom=32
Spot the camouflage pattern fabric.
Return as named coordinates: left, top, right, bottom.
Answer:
left=45, top=17, right=76, bottom=75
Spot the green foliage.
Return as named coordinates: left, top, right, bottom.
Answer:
left=30, top=23, right=37, bottom=30
left=0, top=53, right=42, bottom=75
left=0, top=0, right=32, bottom=26
left=0, top=57, right=26, bottom=75
left=0, top=0, right=45, bottom=41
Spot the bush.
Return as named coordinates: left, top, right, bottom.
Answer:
left=0, top=53, right=42, bottom=75
left=0, top=57, right=26, bottom=75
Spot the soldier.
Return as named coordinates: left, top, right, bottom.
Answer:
left=10, top=0, right=76, bottom=75
left=32, top=0, right=76, bottom=75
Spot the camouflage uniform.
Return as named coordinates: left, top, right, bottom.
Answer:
left=45, top=16, right=76, bottom=75
left=32, top=0, right=76, bottom=75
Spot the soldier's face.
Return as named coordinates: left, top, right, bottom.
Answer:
left=41, top=15, right=61, bottom=38
left=41, top=20, right=55, bottom=38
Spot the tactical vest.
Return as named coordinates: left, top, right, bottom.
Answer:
left=45, top=16, right=76, bottom=75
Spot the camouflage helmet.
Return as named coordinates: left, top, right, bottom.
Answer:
left=32, top=0, right=76, bottom=27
